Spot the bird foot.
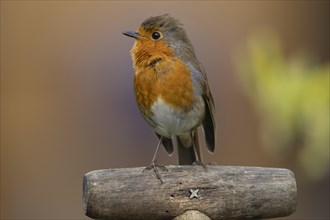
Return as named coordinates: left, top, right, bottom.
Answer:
left=192, top=160, right=207, bottom=169
left=143, top=160, right=167, bottom=184
left=193, top=161, right=217, bottom=167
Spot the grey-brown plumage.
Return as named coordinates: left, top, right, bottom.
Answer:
left=124, top=14, right=216, bottom=166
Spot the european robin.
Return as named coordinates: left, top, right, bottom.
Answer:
left=123, top=14, right=216, bottom=180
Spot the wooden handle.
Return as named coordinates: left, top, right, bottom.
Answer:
left=83, top=165, right=297, bottom=220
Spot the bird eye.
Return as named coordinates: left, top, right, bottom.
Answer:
left=151, top=31, right=162, bottom=40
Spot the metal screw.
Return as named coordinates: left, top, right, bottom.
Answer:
left=189, top=189, right=200, bottom=199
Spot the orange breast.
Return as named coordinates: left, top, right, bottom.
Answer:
left=134, top=59, right=194, bottom=115
left=132, top=40, right=194, bottom=116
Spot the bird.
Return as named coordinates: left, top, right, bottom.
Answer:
left=123, top=14, right=216, bottom=181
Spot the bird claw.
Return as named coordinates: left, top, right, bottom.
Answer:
left=192, top=161, right=217, bottom=170
left=143, top=160, right=167, bottom=184
left=192, top=160, right=207, bottom=169
left=144, top=161, right=168, bottom=172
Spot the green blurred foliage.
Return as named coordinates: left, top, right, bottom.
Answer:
left=236, top=30, right=329, bottom=181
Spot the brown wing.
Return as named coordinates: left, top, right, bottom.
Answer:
left=193, top=62, right=216, bottom=152
left=202, top=88, right=216, bottom=152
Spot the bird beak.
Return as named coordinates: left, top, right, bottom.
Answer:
left=123, top=31, right=141, bottom=40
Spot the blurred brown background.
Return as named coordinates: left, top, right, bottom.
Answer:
left=1, top=1, right=329, bottom=219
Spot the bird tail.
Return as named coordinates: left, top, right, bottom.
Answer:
left=177, top=131, right=202, bottom=165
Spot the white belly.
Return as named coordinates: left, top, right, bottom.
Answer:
left=150, top=97, right=205, bottom=137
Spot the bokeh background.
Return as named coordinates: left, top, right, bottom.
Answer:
left=1, top=1, right=329, bottom=219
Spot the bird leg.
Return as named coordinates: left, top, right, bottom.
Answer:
left=143, top=136, right=167, bottom=183
left=191, top=131, right=207, bottom=168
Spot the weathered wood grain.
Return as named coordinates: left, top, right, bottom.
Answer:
left=83, top=165, right=297, bottom=220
